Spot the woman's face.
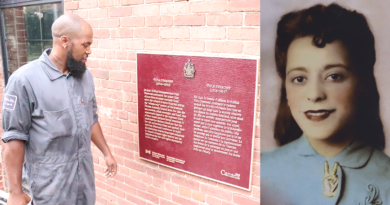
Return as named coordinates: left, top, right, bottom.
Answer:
left=285, top=36, right=359, bottom=141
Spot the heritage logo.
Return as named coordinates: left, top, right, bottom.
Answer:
left=221, top=170, right=240, bottom=180
left=3, top=94, right=17, bottom=111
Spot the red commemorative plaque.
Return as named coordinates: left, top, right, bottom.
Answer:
left=137, top=53, right=259, bottom=190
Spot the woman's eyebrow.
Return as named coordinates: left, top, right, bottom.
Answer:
left=286, top=67, right=307, bottom=75
left=324, top=64, right=348, bottom=70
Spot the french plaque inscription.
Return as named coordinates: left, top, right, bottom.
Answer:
left=138, top=54, right=258, bottom=190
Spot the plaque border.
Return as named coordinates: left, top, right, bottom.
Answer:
left=136, top=52, right=260, bottom=191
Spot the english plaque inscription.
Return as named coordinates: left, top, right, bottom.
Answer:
left=138, top=54, right=258, bottom=190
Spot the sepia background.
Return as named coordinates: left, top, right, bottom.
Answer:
left=261, top=0, right=390, bottom=155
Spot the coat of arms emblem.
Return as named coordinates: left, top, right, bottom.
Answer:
left=183, top=60, right=195, bottom=79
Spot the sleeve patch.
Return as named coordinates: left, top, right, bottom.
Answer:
left=3, top=94, right=17, bottom=111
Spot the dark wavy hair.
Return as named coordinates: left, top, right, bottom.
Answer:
left=274, top=3, right=385, bottom=150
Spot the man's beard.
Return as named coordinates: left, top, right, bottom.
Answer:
left=66, top=50, right=87, bottom=79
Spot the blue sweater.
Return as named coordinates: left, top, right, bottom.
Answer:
left=261, top=135, right=390, bottom=205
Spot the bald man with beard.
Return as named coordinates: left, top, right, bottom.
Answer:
left=2, top=14, right=117, bottom=205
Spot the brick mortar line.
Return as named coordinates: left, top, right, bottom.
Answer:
left=73, top=5, right=259, bottom=15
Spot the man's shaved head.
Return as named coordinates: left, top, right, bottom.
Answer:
left=52, top=14, right=90, bottom=39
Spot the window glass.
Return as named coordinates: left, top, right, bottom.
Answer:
left=3, top=2, right=63, bottom=75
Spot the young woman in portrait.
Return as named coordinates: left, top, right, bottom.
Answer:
left=261, top=3, right=390, bottom=204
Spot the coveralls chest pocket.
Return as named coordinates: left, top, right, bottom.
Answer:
left=40, top=108, right=75, bottom=141
left=79, top=93, right=94, bottom=129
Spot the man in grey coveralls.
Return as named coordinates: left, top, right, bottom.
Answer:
left=2, top=14, right=117, bottom=205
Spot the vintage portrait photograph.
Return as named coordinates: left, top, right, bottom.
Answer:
left=261, top=0, right=390, bottom=204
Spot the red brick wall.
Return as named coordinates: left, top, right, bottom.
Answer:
left=0, top=0, right=260, bottom=203
left=66, top=0, right=260, bottom=204
left=4, top=7, right=28, bottom=74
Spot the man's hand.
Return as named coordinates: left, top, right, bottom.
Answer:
left=104, top=154, right=117, bottom=178
left=91, top=122, right=117, bottom=178
left=7, top=192, right=31, bottom=205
